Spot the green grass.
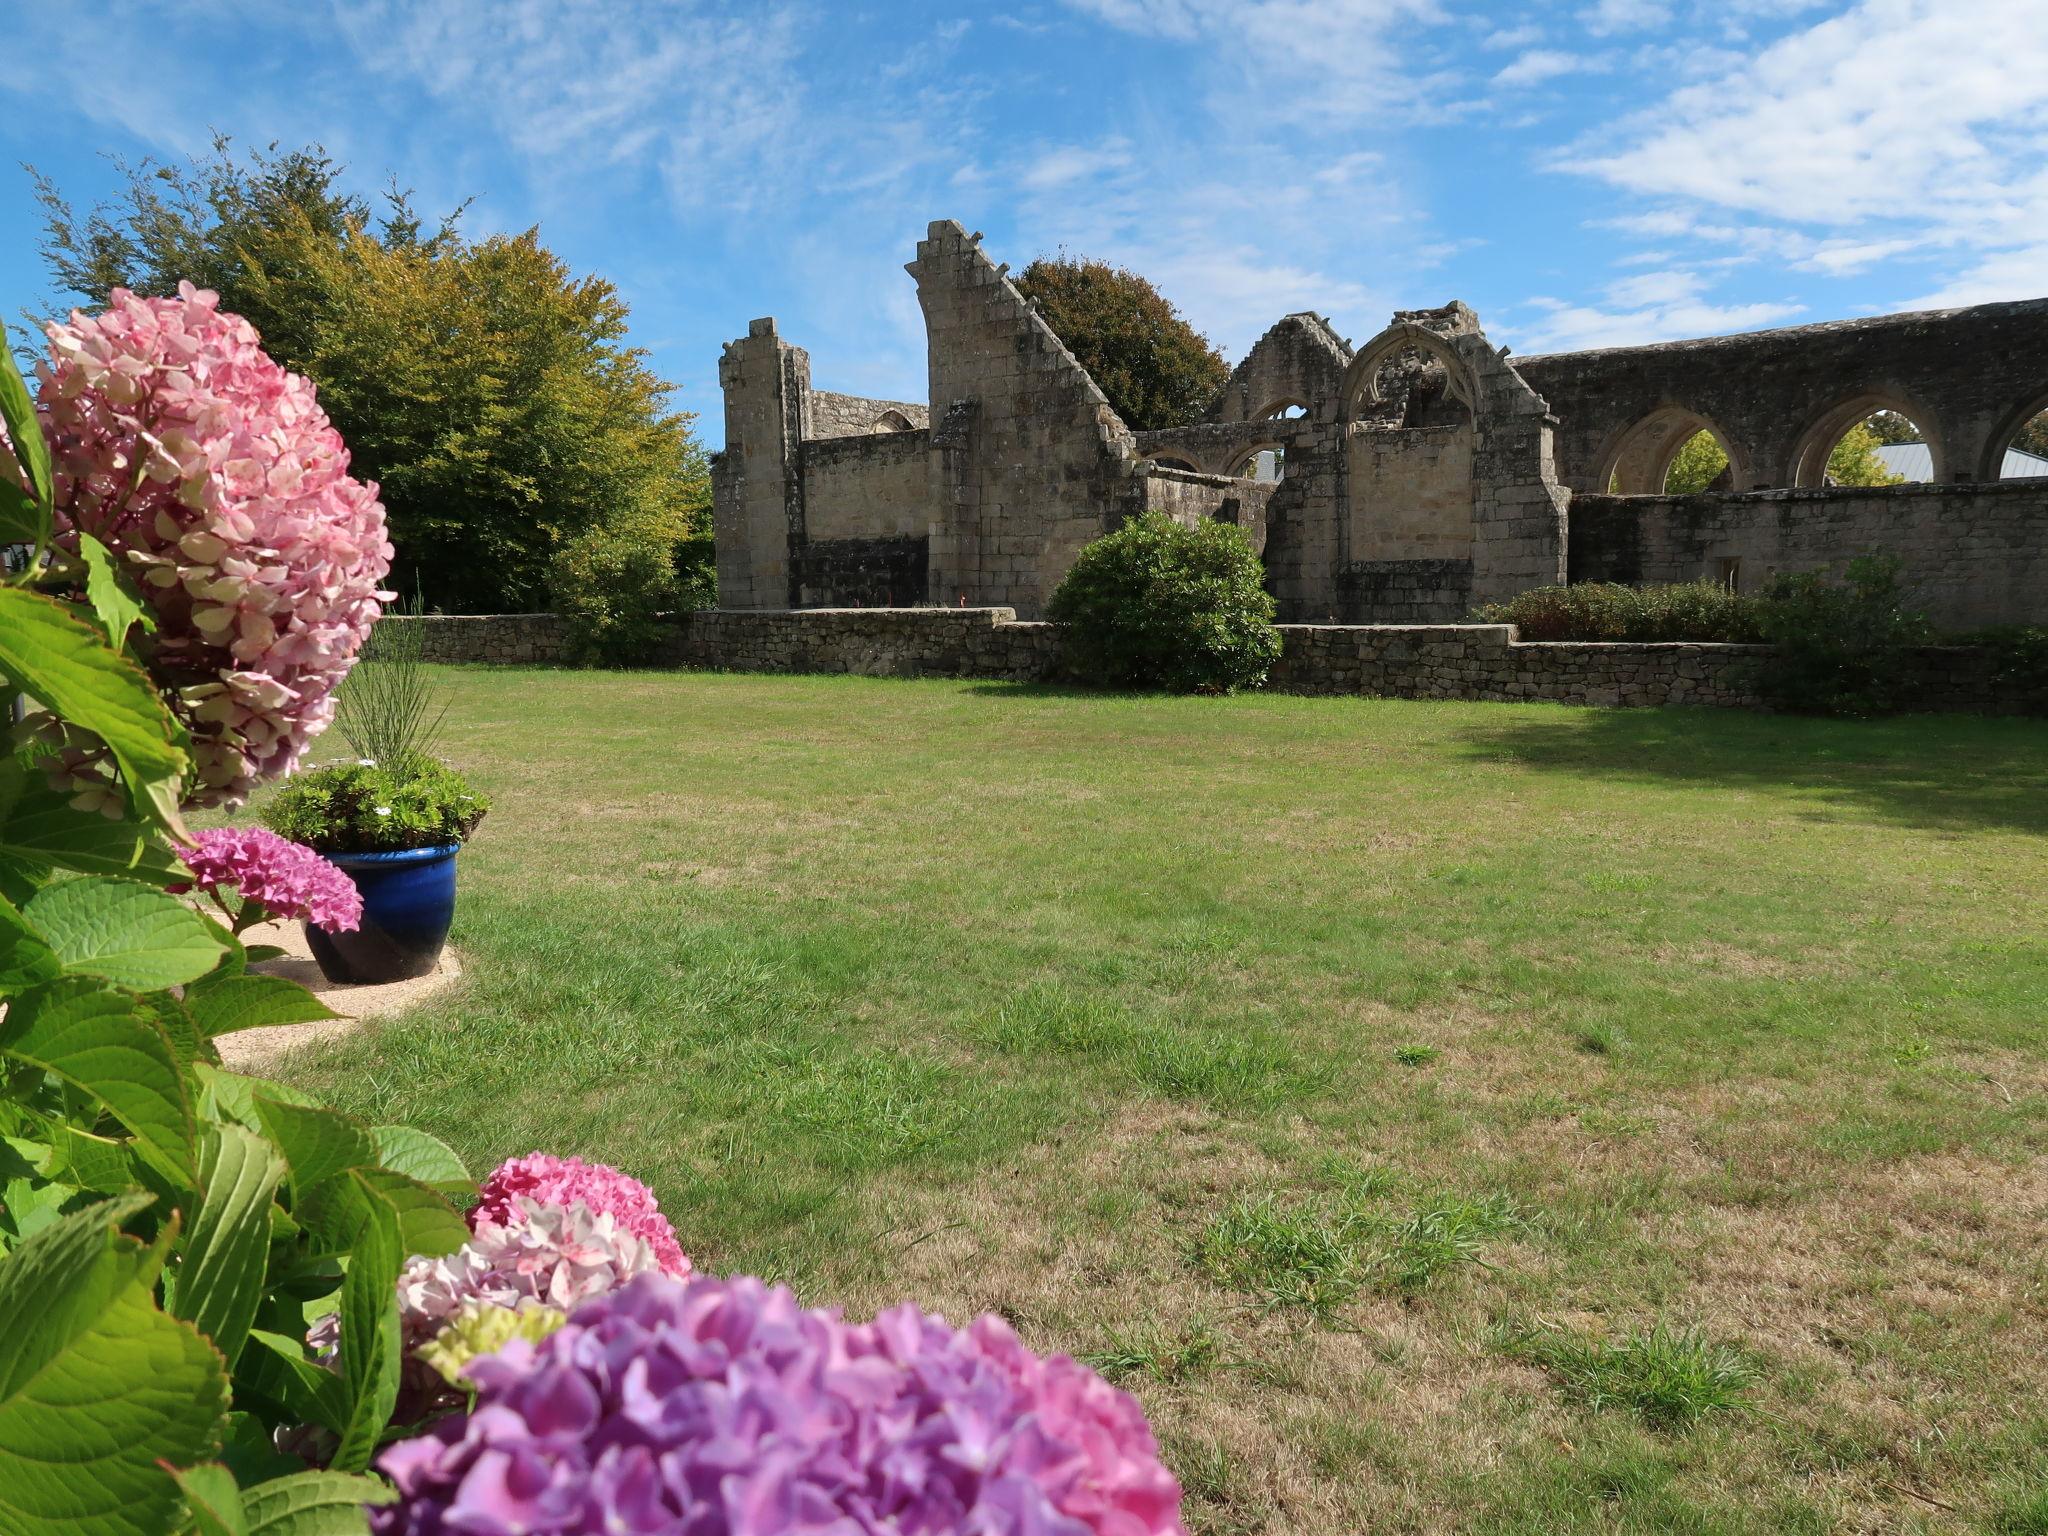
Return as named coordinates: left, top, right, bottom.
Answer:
left=256, top=668, right=2048, bottom=1533
left=1500, top=1322, right=1760, bottom=1428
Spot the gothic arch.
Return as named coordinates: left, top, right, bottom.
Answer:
left=1341, top=323, right=1478, bottom=420
left=1980, top=388, right=2048, bottom=480
left=1592, top=405, right=1749, bottom=494
left=1787, top=389, right=1943, bottom=487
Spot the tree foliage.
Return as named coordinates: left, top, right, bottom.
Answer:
left=31, top=140, right=707, bottom=613
left=1013, top=256, right=1229, bottom=431
left=1662, top=430, right=1730, bottom=493
left=1824, top=420, right=1903, bottom=487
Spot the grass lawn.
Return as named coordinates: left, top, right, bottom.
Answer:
left=264, top=668, right=2048, bottom=1534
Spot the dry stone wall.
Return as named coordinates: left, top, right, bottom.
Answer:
left=376, top=611, right=2033, bottom=714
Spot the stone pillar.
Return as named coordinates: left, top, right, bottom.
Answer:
left=712, top=318, right=810, bottom=609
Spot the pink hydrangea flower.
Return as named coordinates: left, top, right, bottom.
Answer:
left=3, top=283, right=393, bottom=808
left=308, top=1195, right=669, bottom=1423
left=472, top=1152, right=690, bottom=1278
left=177, top=824, right=362, bottom=932
left=374, top=1273, right=1188, bottom=1536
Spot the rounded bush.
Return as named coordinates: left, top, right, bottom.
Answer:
left=1048, top=512, right=1281, bottom=692
left=1476, top=580, right=1764, bottom=643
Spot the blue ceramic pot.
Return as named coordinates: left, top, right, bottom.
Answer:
left=306, top=843, right=460, bottom=985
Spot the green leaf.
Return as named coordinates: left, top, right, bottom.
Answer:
left=243, top=945, right=290, bottom=964
left=0, top=587, right=188, bottom=838
left=188, top=975, right=340, bottom=1038
left=0, top=1195, right=231, bottom=1536
left=78, top=538, right=150, bottom=632
left=0, top=977, right=196, bottom=1186
left=0, top=761, right=187, bottom=882
left=167, top=1124, right=286, bottom=1368
left=25, top=876, right=225, bottom=990
left=193, top=1064, right=317, bottom=1132
left=330, top=1174, right=402, bottom=1473
left=168, top=1462, right=248, bottom=1536
left=322, top=1165, right=467, bottom=1261
left=0, top=894, right=61, bottom=992
left=242, top=1470, right=392, bottom=1536
left=236, top=1332, right=347, bottom=1438
left=0, top=343, right=52, bottom=514
left=250, top=1097, right=376, bottom=1206
left=0, top=479, right=45, bottom=551
left=76, top=533, right=155, bottom=650
left=370, top=1125, right=471, bottom=1197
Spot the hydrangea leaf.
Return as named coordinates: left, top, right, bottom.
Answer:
left=0, top=479, right=45, bottom=550
left=187, top=975, right=340, bottom=1038
left=237, top=1331, right=348, bottom=1437
left=0, top=761, right=188, bottom=882
left=369, top=1125, right=472, bottom=1198
left=0, top=894, right=61, bottom=992
left=0, top=1195, right=231, bottom=1536
left=0, top=345, right=52, bottom=514
left=166, top=1124, right=287, bottom=1368
left=75, top=533, right=155, bottom=651
left=167, top=1462, right=247, bottom=1536
left=24, top=876, right=225, bottom=991
left=330, top=1174, right=403, bottom=1473
left=0, top=587, right=189, bottom=839
left=250, top=1096, right=377, bottom=1206
left=193, top=1064, right=318, bottom=1132
left=0, top=976, right=196, bottom=1187
left=241, top=1470, right=392, bottom=1536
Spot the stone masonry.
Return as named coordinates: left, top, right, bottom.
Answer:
left=710, top=220, right=2048, bottom=632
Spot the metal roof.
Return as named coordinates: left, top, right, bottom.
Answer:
left=1871, top=442, right=2048, bottom=480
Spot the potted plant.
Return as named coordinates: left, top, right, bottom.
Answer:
left=263, top=599, right=489, bottom=982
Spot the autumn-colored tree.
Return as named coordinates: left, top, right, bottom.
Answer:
left=32, top=141, right=707, bottom=614
left=1013, top=256, right=1229, bottom=431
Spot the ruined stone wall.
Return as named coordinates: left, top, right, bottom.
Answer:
left=711, top=319, right=808, bottom=608
left=1568, top=480, right=2048, bottom=630
left=1206, top=313, right=1352, bottom=424
left=1517, top=297, right=2048, bottom=491
left=911, top=220, right=1144, bottom=616
left=808, top=390, right=929, bottom=439
left=801, top=430, right=930, bottom=541
left=1141, top=465, right=1275, bottom=556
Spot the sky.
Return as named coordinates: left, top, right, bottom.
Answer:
left=4, top=0, right=2046, bottom=438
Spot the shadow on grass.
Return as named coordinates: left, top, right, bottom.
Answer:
left=1456, top=708, right=2048, bottom=836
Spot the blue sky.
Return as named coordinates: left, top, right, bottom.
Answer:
left=5, top=0, right=2045, bottom=437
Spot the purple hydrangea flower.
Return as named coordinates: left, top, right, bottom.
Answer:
left=373, top=1272, right=1186, bottom=1536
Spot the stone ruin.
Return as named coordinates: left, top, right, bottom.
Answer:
left=711, top=220, right=2048, bottom=631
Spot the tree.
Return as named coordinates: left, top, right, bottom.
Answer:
left=1013, top=256, right=1229, bottom=431
left=1662, top=429, right=1730, bottom=493
left=1825, top=420, right=1903, bottom=487
left=31, top=140, right=707, bottom=613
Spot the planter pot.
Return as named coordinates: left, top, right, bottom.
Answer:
left=306, top=843, right=460, bottom=985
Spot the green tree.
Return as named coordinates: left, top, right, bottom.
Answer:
left=1662, top=429, right=1729, bottom=493
left=1825, top=420, right=1903, bottom=487
left=2012, top=411, right=2048, bottom=461
left=1013, top=256, right=1229, bottom=431
left=32, top=141, right=707, bottom=613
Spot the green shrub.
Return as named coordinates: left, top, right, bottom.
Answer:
left=1956, top=624, right=2048, bottom=695
left=1750, top=553, right=1931, bottom=716
left=264, top=757, right=489, bottom=851
left=551, top=523, right=682, bottom=666
left=1047, top=512, right=1282, bottom=692
left=1475, top=580, right=1764, bottom=642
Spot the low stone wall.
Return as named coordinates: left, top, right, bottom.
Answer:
left=392, top=613, right=573, bottom=665
left=375, top=609, right=2030, bottom=713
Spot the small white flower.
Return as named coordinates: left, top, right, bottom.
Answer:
left=357, top=757, right=378, bottom=767
left=375, top=806, right=392, bottom=816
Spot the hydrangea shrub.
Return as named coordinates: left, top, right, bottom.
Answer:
left=10, top=282, right=392, bottom=805
left=374, top=1273, right=1187, bottom=1536
left=177, top=823, right=363, bottom=932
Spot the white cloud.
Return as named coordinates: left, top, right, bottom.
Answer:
left=1511, top=292, right=1805, bottom=354
left=1494, top=49, right=1590, bottom=87
left=1019, top=141, right=1135, bottom=191
left=1481, top=24, right=1543, bottom=49
left=1582, top=0, right=1672, bottom=36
